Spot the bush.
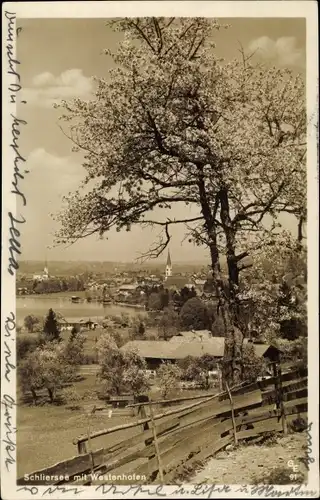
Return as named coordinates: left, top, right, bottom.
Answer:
left=277, top=337, right=307, bottom=367
left=96, top=333, right=150, bottom=396
left=180, top=297, right=213, bottom=331
left=17, top=334, right=40, bottom=362
left=60, top=387, right=82, bottom=405
left=82, top=353, right=98, bottom=364
left=289, top=416, right=308, bottom=433
left=157, top=363, right=182, bottom=399
left=242, top=344, right=267, bottom=382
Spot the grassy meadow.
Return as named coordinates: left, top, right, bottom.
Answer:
left=17, top=356, right=216, bottom=477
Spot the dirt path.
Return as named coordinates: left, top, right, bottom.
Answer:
left=190, top=432, right=308, bottom=485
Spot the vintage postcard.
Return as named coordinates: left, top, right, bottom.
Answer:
left=1, top=1, right=319, bottom=499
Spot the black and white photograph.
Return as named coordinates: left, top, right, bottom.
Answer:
left=2, top=1, right=319, bottom=499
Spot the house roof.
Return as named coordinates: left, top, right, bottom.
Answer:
left=59, top=317, right=98, bottom=324
left=121, top=338, right=280, bottom=361
left=164, top=276, right=190, bottom=289
left=173, top=339, right=225, bottom=358
left=119, top=284, right=138, bottom=291
left=120, top=340, right=178, bottom=359
left=243, top=339, right=281, bottom=357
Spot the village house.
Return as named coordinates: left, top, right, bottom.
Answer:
left=118, top=284, right=139, bottom=295
left=120, top=337, right=281, bottom=371
left=58, top=317, right=99, bottom=331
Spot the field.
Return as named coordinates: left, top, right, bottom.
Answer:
left=17, top=364, right=215, bottom=478
left=17, top=369, right=134, bottom=478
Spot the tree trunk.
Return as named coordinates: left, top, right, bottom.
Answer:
left=47, top=387, right=54, bottom=403
left=31, top=388, right=37, bottom=405
left=219, top=187, right=243, bottom=386
left=197, top=173, right=237, bottom=386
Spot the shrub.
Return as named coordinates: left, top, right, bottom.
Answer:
left=180, top=297, right=213, bottom=331
left=157, top=363, right=182, bottom=399
left=242, top=344, right=267, bottom=382
left=60, top=387, right=82, bottom=405
left=17, top=334, right=40, bottom=362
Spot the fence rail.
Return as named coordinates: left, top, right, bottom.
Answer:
left=18, top=367, right=308, bottom=486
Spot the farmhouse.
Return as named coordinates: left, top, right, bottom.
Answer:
left=120, top=341, right=178, bottom=370
left=58, top=317, right=99, bottom=331
left=120, top=338, right=281, bottom=370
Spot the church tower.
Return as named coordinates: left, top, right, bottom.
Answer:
left=43, top=261, right=49, bottom=279
left=165, top=250, right=172, bottom=280
left=43, top=248, right=49, bottom=279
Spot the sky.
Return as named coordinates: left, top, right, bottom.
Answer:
left=16, top=17, right=306, bottom=264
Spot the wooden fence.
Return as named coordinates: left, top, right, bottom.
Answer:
left=18, top=366, right=308, bottom=486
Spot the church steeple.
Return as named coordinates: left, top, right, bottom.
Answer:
left=43, top=247, right=49, bottom=279
left=165, top=250, right=172, bottom=279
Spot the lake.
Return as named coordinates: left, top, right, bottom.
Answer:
left=16, top=296, right=144, bottom=323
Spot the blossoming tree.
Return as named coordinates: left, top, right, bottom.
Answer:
left=55, top=18, right=306, bottom=384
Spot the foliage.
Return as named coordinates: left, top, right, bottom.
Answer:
left=172, top=287, right=197, bottom=309
left=64, top=331, right=86, bottom=366
left=177, top=355, right=197, bottom=376
left=55, top=18, right=306, bottom=385
left=157, top=363, right=182, bottom=399
left=18, top=350, right=44, bottom=404
left=158, top=305, right=180, bottom=340
left=109, top=328, right=127, bottom=347
left=24, top=314, right=40, bottom=333
left=178, top=354, right=218, bottom=388
left=96, top=333, right=149, bottom=396
left=33, top=277, right=85, bottom=294
left=147, top=292, right=163, bottom=311
left=17, top=334, right=41, bottom=362
left=38, top=343, right=76, bottom=402
left=129, top=317, right=146, bottom=340
left=70, top=325, right=80, bottom=340
left=60, top=387, right=82, bottom=404
left=18, top=341, right=75, bottom=403
left=239, top=237, right=307, bottom=342
left=242, top=344, right=268, bottom=383
left=276, top=337, right=307, bottom=367
left=43, top=308, right=61, bottom=342
left=180, top=297, right=214, bottom=331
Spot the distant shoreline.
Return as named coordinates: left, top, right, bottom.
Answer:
left=16, top=293, right=145, bottom=310
left=16, top=290, right=87, bottom=300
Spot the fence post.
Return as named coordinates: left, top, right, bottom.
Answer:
left=136, top=395, right=153, bottom=446
left=277, top=365, right=288, bottom=435
left=77, top=440, right=87, bottom=455
left=272, top=362, right=287, bottom=435
left=225, top=382, right=238, bottom=446
left=149, top=399, right=164, bottom=484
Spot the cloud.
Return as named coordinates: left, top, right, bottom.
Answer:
left=25, top=148, right=84, bottom=202
left=248, top=36, right=305, bottom=67
left=22, top=69, right=94, bottom=108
